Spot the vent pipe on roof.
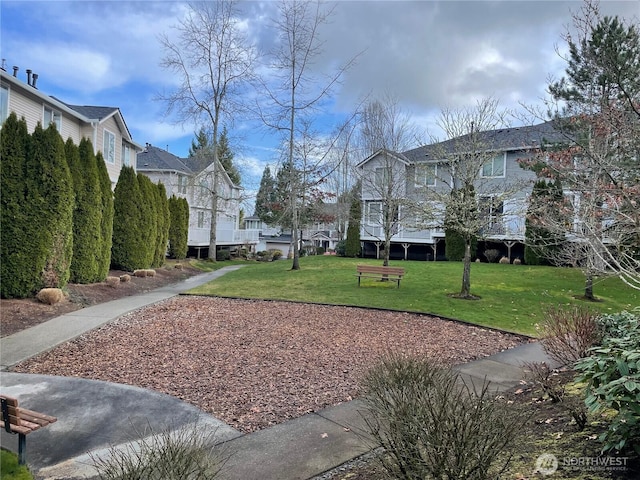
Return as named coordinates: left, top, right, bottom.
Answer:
left=32, top=73, right=38, bottom=89
left=26, top=69, right=32, bottom=86
left=12, top=66, right=18, bottom=77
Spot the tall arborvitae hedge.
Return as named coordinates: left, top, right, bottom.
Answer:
left=96, top=151, right=114, bottom=278
left=168, top=195, right=189, bottom=259
left=28, top=123, right=74, bottom=289
left=137, top=173, right=157, bottom=267
left=445, top=230, right=477, bottom=261
left=153, top=182, right=170, bottom=267
left=67, top=138, right=103, bottom=283
left=345, top=196, right=362, bottom=257
left=0, top=113, right=36, bottom=298
left=112, top=166, right=145, bottom=271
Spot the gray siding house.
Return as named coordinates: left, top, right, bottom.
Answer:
left=357, top=121, right=565, bottom=261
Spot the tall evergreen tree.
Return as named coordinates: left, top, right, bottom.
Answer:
left=154, top=182, right=171, bottom=267
left=137, top=173, right=158, bottom=267
left=524, top=179, right=565, bottom=265
left=68, top=138, right=103, bottom=283
left=168, top=195, right=189, bottom=259
left=254, top=165, right=278, bottom=225
left=0, top=113, right=36, bottom=298
left=29, top=123, right=74, bottom=288
left=345, top=195, right=362, bottom=257
left=96, top=151, right=114, bottom=279
left=112, top=166, right=145, bottom=271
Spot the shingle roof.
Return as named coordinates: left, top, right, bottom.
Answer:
left=64, top=104, right=119, bottom=120
left=136, top=145, right=193, bottom=174
left=402, top=121, right=566, bottom=163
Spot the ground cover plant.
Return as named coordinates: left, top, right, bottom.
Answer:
left=187, top=256, right=638, bottom=336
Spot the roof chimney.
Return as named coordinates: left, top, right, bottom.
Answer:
left=12, top=66, right=18, bottom=77
left=32, top=73, right=38, bottom=89
left=26, top=69, right=32, bottom=86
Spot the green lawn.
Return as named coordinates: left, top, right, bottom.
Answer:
left=187, top=256, right=638, bottom=336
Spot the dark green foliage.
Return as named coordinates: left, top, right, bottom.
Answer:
left=96, top=151, right=114, bottom=279
left=153, top=182, right=170, bottom=267
left=168, top=195, right=189, bottom=259
left=218, top=126, right=241, bottom=185
left=445, top=229, right=477, bottom=261
left=137, top=173, right=158, bottom=267
left=0, top=113, right=38, bottom=298
left=68, top=138, right=103, bottom=283
left=345, top=195, right=362, bottom=257
left=29, top=123, right=74, bottom=289
left=335, top=240, right=346, bottom=256
left=254, top=165, right=278, bottom=225
left=217, top=249, right=231, bottom=261
left=575, top=311, right=640, bottom=454
left=524, top=179, right=565, bottom=265
left=112, top=166, right=146, bottom=271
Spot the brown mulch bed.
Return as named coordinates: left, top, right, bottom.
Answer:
left=11, top=296, right=527, bottom=433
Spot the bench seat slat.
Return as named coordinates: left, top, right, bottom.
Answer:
left=0, top=420, right=32, bottom=436
left=18, top=409, right=57, bottom=426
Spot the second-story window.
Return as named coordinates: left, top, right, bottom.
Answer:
left=374, top=167, right=391, bottom=188
left=366, top=202, right=382, bottom=225
left=481, top=153, right=505, bottom=178
left=178, top=174, right=187, bottom=194
left=197, top=211, right=205, bottom=228
left=122, top=144, right=131, bottom=167
left=44, top=106, right=61, bottom=131
left=103, top=130, right=116, bottom=164
left=415, top=164, right=436, bottom=187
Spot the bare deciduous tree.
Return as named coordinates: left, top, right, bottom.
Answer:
left=157, top=1, right=256, bottom=260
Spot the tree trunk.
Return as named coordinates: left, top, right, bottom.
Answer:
left=585, top=272, right=594, bottom=300
left=460, top=240, right=472, bottom=297
left=208, top=191, right=218, bottom=261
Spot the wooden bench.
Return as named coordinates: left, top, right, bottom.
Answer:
left=355, top=265, right=406, bottom=288
left=1, top=395, right=57, bottom=465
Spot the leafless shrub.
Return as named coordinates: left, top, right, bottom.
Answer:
left=537, top=305, right=601, bottom=366
left=36, top=288, right=65, bottom=305
left=499, top=256, right=510, bottom=264
left=90, top=422, right=228, bottom=480
left=513, top=258, right=522, bottom=265
left=361, top=354, right=524, bottom=480
left=120, top=274, right=131, bottom=283
left=105, top=277, right=120, bottom=288
left=484, top=249, right=501, bottom=263
left=524, top=362, right=564, bottom=403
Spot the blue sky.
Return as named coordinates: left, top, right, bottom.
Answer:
left=1, top=0, right=638, bottom=198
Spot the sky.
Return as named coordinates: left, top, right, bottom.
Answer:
left=1, top=0, right=638, bottom=199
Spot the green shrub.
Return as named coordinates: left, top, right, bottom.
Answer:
left=90, top=423, right=227, bottom=480
left=316, top=246, right=326, bottom=255
left=96, top=151, right=114, bottom=279
left=335, top=240, right=346, bottom=257
left=575, top=310, right=640, bottom=454
left=445, top=230, right=477, bottom=261
left=216, top=249, right=231, bottom=261
left=362, top=354, right=524, bottom=480
left=168, top=195, right=189, bottom=259
left=270, top=249, right=283, bottom=260
left=112, top=166, right=145, bottom=271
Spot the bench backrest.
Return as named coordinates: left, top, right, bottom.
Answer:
left=1, top=395, right=21, bottom=429
left=357, top=265, right=405, bottom=275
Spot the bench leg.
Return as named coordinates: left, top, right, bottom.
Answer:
left=18, top=433, right=26, bottom=465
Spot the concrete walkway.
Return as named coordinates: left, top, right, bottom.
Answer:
left=0, top=266, right=557, bottom=480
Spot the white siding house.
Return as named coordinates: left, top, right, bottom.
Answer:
left=137, top=144, right=258, bottom=256
left=0, top=66, right=142, bottom=186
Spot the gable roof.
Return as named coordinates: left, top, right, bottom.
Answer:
left=403, top=121, right=566, bottom=163
left=137, top=144, right=193, bottom=174
left=356, top=148, right=411, bottom=169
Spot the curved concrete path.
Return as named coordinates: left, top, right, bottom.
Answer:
left=0, top=265, right=558, bottom=480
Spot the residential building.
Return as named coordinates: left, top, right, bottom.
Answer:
left=0, top=65, right=142, bottom=186
left=356, top=121, right=565, bottom=261
left=137, top=144, right=258, bottom=257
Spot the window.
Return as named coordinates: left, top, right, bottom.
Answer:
left=177, top=175, right=186, bottom=194
left=374, top=167, right=391, bottom=187
left=479, top=196, right=504, bottom=234
left=481, top=153, right=505, bottom=178
left=44, top=106, right=61, bottom=131
left=415, top=164, right=436, bottom=187
left=122, top=144, right=131, bottom=167
left=366, top=202, right=382, bottom=225
left=197, top=211, right=205, bottom=228
left=103, top=130, right=116, bottom=164
left=0, top=84, right=8, bottom=125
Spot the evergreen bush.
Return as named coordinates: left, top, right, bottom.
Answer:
left=96, top=151, right=114, bottom=279
left=168, top=195, right=189, bottom=259
left=112, top=166, right=145, bottom=271
left=445, top=230, right=476, bottom=261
